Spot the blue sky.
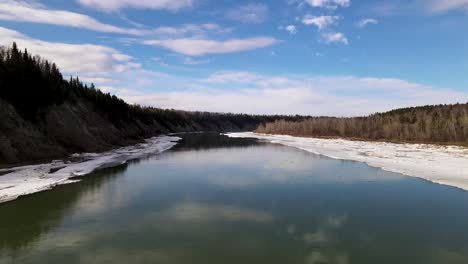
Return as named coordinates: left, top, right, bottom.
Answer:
left=0, top=0, right=468, bottom=116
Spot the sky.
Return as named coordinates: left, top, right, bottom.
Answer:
left=0, top=0, right=468, bottom=116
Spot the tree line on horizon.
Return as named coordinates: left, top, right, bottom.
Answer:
left=256, top=104, right=468, bottom=145
left=0, top=43, right=304, bottom=129
left=2, top=42, right=467, bottom=146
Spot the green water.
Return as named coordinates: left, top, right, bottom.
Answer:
left=1, top=133, right=468, bottom=264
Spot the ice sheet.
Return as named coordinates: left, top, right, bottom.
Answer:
left=226, top=132, right=468, bottom=191
left=0, top=136, right=180, bottom=203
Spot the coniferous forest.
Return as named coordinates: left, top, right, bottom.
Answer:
left=1, top=42, right=468, bottom=166
left=0, top=43, right=303, bottom=166
left=0, top=43, right=297, bottom=125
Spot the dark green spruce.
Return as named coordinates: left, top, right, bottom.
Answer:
left=1, top=43, right=467, bottom=166
left=0, top=43, right=303, bottom=166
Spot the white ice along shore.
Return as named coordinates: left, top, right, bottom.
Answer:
left=227, top=132, right=468, bottom=191
left=0, top=136, right=181, bottom=203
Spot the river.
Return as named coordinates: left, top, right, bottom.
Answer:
left=1, top=133, right=468, bottom=263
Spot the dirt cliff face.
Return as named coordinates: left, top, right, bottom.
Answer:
left=0, top=98, right=155, bottom=166
left=0, top=97, right=261, bottom=167
left=0, top=45, right=293, bottom=167
left=0, top=98, right=67, bottom=165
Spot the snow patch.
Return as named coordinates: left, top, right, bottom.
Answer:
left=0, top=136, right=180, bottom=203
left=226, top=132, right=468, bottom=191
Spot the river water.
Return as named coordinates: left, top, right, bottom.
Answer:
left=1, top=133, right=468, bottom=263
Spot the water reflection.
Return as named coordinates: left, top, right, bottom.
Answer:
left=172, top=132, right=260, bottom=151
left=0, top=165, right=128, bottom=253
left=1, top=133, right=468, bottom=264
left=159, top=201, right=274, bottom=223
left=164, top=143, right=404, bottom=188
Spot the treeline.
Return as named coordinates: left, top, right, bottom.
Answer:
left=0, top=43, right=304, bottom=165
left=0, top=43, right=68, bottom=119
left=256, top=104, right=468, bottom=145
left=0, top=43, right=302, bottom=128
left=3, top=41, right=466, bottom=165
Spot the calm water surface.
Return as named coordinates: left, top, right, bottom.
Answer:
left=1, top=133, right=468, bottom=264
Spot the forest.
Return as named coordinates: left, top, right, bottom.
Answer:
left=0, top=43, right=301, bottom=126
left=0, top=43, right=304, bottom=165
left=1, top=42, right=467, bottom=166
left=256, top=104, right=468, bottom=145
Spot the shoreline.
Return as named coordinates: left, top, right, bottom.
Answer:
left=0, top=137, right=150, bottom=170
left=253, top=133, right=468, bottom=148
left=226, top=132, right=468, bottom=191
left=0, top=135, right=181, bottom=204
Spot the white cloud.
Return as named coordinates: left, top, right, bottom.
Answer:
left=369, top=0, right=468, bottom=15
left=182, top=57, right=210, bottom=65
left=77, top=0, right=194, bottom=12
left=0, top=27, right=138, bottom=76
left=201, top=71, right=261, bottom=83
left=226, top=3, right=269, bottom=23
left=278, top=25, right=298, bottom=34
left=356, top=18, right=378, bottom=28
left=142, top=37, right=278, bottom=56
left=0, top=1, right=232, bottom=37
left=301, top=15, right=347, bottom=45
left=321, top=32, right=348, bottom=44
left=304, top=0, right=350, bottom=9
left=116, top=71, right=468, bottom=116
left=153, top=23, right=231, bottom=37
left=302, top=15, right=339, bottom=30
left=79, top=77, right=118, bottom=86
left=424, top=0, right=468, bottom=13
left=0, top=0, right=146, bottom=35
left=286, top=25, right=298, bottom=34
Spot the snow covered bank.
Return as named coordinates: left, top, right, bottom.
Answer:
left=226, top=132, right=468, bottom=191
left=0, top=136, right=180, bottom=203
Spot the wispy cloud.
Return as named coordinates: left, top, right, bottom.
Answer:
left=369, top=0, right=468, bottom=16
left=302, top=15, right=340, bottom=30
left=0, top=1, right=232, bottom=38
left=142, top=37, right=278, bottom=56
left=117, top=71, right=468, bottom=116
left=182, top=57, right=210, bottom=65
left=300, top=15, right=347, bottom=45
left=278, top=25, right=298, bottom=35
left=322, top=32, right=348, bottom=44
left=226, top=3, right=269, bottom=24
left=303, top=0, right=350, bottom=9
left=0, top=0, right=146, bottom=35
left=356, top=18, right=378, bottom=28
left=0, top=27, right=137, bottom=76
left=422, top=0, right=468, bottom=13
left=76, top=0, right=194, bottom=12
left=201, top=71, right=261, bottom=84
left=153, top=23, right=232, bottom=37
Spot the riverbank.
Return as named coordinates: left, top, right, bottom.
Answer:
left=0, top=136, right=180, bottom=203
left=227, top=132, right=468, bottom=191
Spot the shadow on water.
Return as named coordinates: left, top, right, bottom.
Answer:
left=0, top=164, right=128, bottom=253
